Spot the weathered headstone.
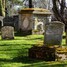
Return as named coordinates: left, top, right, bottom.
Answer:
left=19, top=8, right=34, bottom=35
left=3, top=15, right=19, bottom=31
left=3, top=16, right=14, bottom=26
left=28, top=8, right=55, bottom=61
left=1, top=26, right=14, bottom=39
left=32, top=18, right=44, bottom=35
left=44, top=21, right=65, bottom=45
left=32, top=9, right=52, bottom=34
left=19, top=14, right=33, bottom=31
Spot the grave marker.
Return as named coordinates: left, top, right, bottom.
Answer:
left=44, top=21, right=65, bottom=45
left=1, top=26, right=14, bottom=39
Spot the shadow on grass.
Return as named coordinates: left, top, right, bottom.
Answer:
left=15, top=30, right=32, bottom=36
left=23, top=38, right=43, bottom=40
left=0, top=56, right=67, bottom=67
left=23, top=63, right=67, bottom=67
left=14, top=38, right=43, bottom=41
left=63, top=36, right=66, bottom=39
left=0, top=56, right=43, bottom=64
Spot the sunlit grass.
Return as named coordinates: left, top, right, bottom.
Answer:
left=0, top=34, right=66, bottom=67
left=0, top=35, right=43, bottom=45
left=62, top=32, right=66, bottom=45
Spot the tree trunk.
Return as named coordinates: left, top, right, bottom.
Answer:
left=66, top=29, right=67, bottom=45
left=52, top=0, right=65, bottom=23
left=2, top=0, right=5, bottom=16
left=52, top=0, right=67, bottom=45
left=29, top=0, right=32, bottom=8
left=0, top=0, right=3, bottom=16
left=0, top=0, right=5, bottom=16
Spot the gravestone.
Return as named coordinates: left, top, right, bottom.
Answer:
left=3, top=16, right=14, bottom=26
left=1, top=26, right=14, bottom=39
left=3, top=15, right=19, bottom=31
left=19, top=14, right=33, bottom=31
left=44, top=21, right=65, bottom=45
left=32, top=18, right=44, bottom=35
left=32, top=9, right=52, bottom=34
left=19, top=8, right=34, bottom=35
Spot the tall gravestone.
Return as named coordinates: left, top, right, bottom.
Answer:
left=19, top=8, right=34, bottom=35
left=1, top=26, right=14, bottom=40
left=19, top=14, right=33, bottom=31
left=32, top=8, right=52, bottom=34
left=44, top=21, right=65, bottom=45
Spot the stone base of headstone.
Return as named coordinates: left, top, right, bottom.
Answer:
left=2, top=37, right=14, bottom=40
left=29, top=46, right=67, bottom=61
left=29, top=46, right=55, bottom=61
left=18, top=29, right=32, bottom=36
left=1, top=26, right=14, bottom=40
left=56, top=46, right=67, bottom=61
left=32, top=30, right=44, bottom=35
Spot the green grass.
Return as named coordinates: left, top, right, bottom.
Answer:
left=0, top=35, right=66, bottom=67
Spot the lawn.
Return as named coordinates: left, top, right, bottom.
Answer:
left=0, top=34, right=67, bottom=67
